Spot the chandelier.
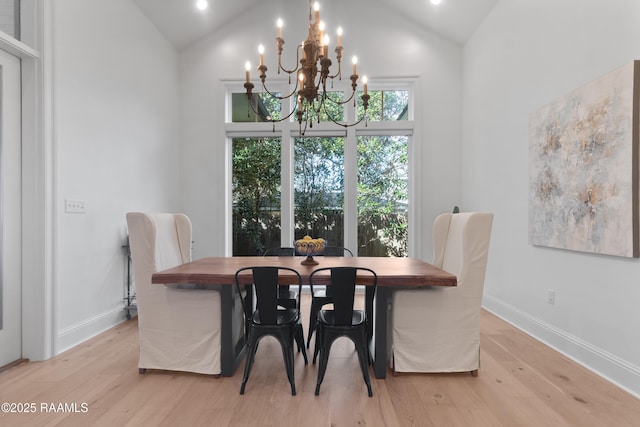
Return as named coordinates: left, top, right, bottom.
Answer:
left=243, top=1, right=369, bottom=135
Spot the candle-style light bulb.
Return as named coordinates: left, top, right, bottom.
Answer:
left=258, top=44, right=265, bottom=66
left=277, top=18, right=283, bottom=38
left=245, top=61, right=251, bottom=83
left=314, top=2, right=320, bottom=22
left=352, top=56, right=358, bottom=75
left=337, top=27, right=343, bottom=47
left=362, top=76, right=368, bottom=95
left=322, top=34, right=330, bottom=56
left=319, top=21, right=325, bottom=43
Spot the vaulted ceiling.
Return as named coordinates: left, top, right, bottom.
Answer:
left=132, top=0, right=498, bottom=50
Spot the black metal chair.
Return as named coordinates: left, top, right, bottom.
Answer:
left=263, top=247, right=296, bottom=256
left=310, top=266, right=377, bottom=397
left=305, top=246, right=354, bottom=348
left=322, top=246, right=354, bottom=257
left=263, top=247, right=297, bottom=309
left=235, top=266, right=307, bottom=396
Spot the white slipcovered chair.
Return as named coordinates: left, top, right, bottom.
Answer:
left=391, top=212, right=493, bottom=375
left=126, top=212, right=222, bottom=375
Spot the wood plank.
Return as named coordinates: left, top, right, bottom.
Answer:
left=151, top=256, right=457, bottom=287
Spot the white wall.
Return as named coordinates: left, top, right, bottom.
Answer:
left=53, top=0, right=180, bottom=352
left=464, top=0, right=640, bottom=396
left=179, top=0, right=463, bottom=261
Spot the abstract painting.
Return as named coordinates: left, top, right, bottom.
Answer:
left=529, top=61, right=639, bottom=258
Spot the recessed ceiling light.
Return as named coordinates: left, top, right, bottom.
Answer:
left=196, top=0, right=208, bottom=11
left=431, top=0, right=442, bottom=5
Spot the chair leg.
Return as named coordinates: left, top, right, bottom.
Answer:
left=471, top=369, right=478, bottom=377
left=277, top=334, right=297, bottom=396
left=240, top=333, right=258, bottom=395
left=315, top=350, right=328, bottom=395
left=294, top=323, right=302, bottom=352
left=315, top=330, right=333, bottom=396
left=313, top=322, right=323, bottom=364
left=286, top=347, right=296, bottom=396
left=295, top=323, right=308, bottom=364
left=355, top=330, right=373, bottom=397
left=307, top=299, right=321, bottom=348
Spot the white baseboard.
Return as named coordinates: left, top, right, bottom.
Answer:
left=482, top=295, right=640, bottom=399
left=56, top=305, right=127, bottom=355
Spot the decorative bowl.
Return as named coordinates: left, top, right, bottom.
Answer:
left=294, top=237, right=326, bottom=265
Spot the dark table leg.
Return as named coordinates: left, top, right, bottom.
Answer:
left=220, top=285, right=247, bottom=376
left=366, top=285, right=388, bottom=379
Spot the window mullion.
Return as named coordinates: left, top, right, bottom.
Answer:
left=344, top=128, right=358, bottom=255
left=281, top=128, right=294, bottom=247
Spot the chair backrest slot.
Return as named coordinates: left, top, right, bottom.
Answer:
left=331, top=268, right=357, bottom=325
left=252, top=267, right=280, bottom=325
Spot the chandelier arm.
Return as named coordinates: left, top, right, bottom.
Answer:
left=277, top=60, right=300, bottom=76
left=320, top=95, right=368, bottom=129
left=327, top=113, right=366, bottom=128
left=260, top=79, right=299, bottom=101
left=246, top=93, right=298, bottom=124
left=323, top=87, right=357, bottom=106
left=277, top=43, right=302, bottom=75
left=325, top=112, right=366, bottom=129
left=279, top=107, right=298, bottom=122
left=327, top=61, right=342, bottom=80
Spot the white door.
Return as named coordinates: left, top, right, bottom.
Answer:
left=0, top=48, right=22, bottom=367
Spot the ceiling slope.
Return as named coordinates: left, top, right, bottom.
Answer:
left=133, top=0, right=498, bottom=50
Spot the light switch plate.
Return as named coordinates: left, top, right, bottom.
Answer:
left=65, top=199, right=86, bottom=214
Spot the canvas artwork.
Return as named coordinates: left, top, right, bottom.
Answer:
left=529, top=61, right=639, bottom=258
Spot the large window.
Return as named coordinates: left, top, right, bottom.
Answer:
left=232, top=137, right=281, bottom=255
left=294, top=136, right=345, bottom=246
left=357, top=135, right=408, bottom=256
left=228, top=81, right=414, bottom=256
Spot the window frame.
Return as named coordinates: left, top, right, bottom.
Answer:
left=224, top=76, right=418, bottom=256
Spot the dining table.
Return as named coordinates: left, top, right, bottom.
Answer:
left=151, top=256, right=457, bottom=379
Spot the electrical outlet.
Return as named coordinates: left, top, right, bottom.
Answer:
left=65, top=199, right=86, bottom=214
left=547, top=289, right=555, bottom=305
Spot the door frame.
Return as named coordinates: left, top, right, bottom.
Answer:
left=0, top=0, right=54, bottom=361
left=0, top=42, right=22, bottom=367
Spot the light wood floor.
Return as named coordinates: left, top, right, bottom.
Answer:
left=1, top=296, right=639, bottom=427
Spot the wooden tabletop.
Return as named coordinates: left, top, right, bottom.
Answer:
left=152, top=256, right=457, bottom=287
